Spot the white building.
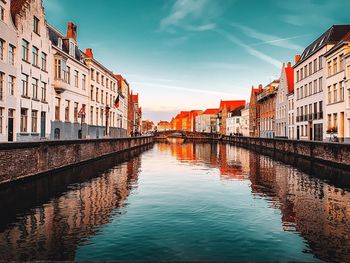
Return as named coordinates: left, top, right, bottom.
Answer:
left=294, top=25, right=350, bottom=141
left=195, top=108, right=218, bottom=133
left=324, top=35, right=350, bottom=142
left=241, top=104, right=250, bottom=137
left=13, top=0, right=52, bottom=141
left=276, top=63, right=294, bottom=138
left=0, top=0, right=17, bottom=142
left=287, top=92, right=295, bottom=139
left=48, top=23, right=90, bottom=140
left=84, top=48, right=126, bottom=138
left=226, top=106, right=244, bottom=136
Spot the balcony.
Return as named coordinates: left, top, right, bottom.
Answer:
left=53, top=72, right=68, bottom=94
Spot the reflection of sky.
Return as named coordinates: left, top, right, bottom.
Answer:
left=43, top=0, right=350, bottom=123
left=75, top=144, right=318, bottom=262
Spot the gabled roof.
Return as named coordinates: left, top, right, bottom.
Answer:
left=203, top=108, right=219, bottom=115
left=229, top=105, right=245, bottom=117
left=295, top=25, right=350, bottom=67
left=284, top=63, right=294, bottom=94
left=324, top=31, right=350, bottom=57
left=219, top=100, right=246, bottom=110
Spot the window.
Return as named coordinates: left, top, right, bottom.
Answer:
left=334, top=113, right=338, bottom=130
left=91, top=69, right=94, bottom=80
left=90, top=106, right=93, bottom=125
left=0, top=39, right=4, bottom=61
left=0, top=107, right=3, bottom=134
left=300, top=69, right=303, bottom=80
left=314, top=80, right=318, bottom=93
left=32, top=78, right=38, bottom=99
left=304, top=65, right=308, bottom=77
left=333, top=84, right=338, bottom=102
left=328, top=86, right=332, bottom=104
left=319, top=101, right=323, bottom=114
left=0, top=5, right=4, bottom=21
left=101, top=90, right=104, bottom=104
left=31, top=110, right=38, bottom=133
left=41, top=82, right=47, bottom=102
left=96, top=72, right=100, bottom=83
left=0, top=72, right=3, bottom=101
left=340, top=81, right=344, bottom=101
left=101, top=76, right=104, bottom=86
left=82, top=74, right=86, bottom=90
left=58, top=38, right=62, bottom=49
left=319, top=77, right=323, bottom=92
left=21, top=73, right=28, bottom=96
left=96, top=107, right=99, bottom=126
left=8, top=45, right=15, bottom=65
left=309, top=82, right=312, bottom=95
left=309, top=62, right=312, bottom=75
left=8, top=75, right=15, bottom=96
left=339, top=54, right=344, bottom=71
left=96, top=88, right=99, bottom=102
left=327, top=114, right=332, bottom=129
left=69, top=41, right=75, bottom=57
left=327, top=61, right=332, bottom=77
left=74, top=102, right=78, bottom=122
left=90, top=85, right=94, bottom=101
left=319, top=56, right=323, bottom=69
left=333, top=58, right=337, bottom=75
left=33, top=16, right=40, bottom=34
left=66, top=66, right=71, bottom=84
left=314, top=58, right=317, bottom=72
left=106, top=78, right=109, bottom=88
left=20, top=108, right=28, bottom=133
left=74, top=70, right=79, bottom=87
left=55, top=98, right=60, bottom=121
left=41, top=52, right=47, bottom=71
left=32, top=46, right=39, bottom=66
left=65, top=100, right=70, bottom=122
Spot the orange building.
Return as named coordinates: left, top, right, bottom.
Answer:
left=249, top=85, right=264, bottom=137
left=170, top=110, right=203, bottom=131
left=217, top=100, right=246, bottom=135
left=157, top=121, right=171, bottom=131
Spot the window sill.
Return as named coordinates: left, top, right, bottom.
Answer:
left=21, top=95, right=30, bottom=99
left=31, top=133, right=40, bottom=136
left=32, top=98, right=40, bottom=102
left=33, top=64, right=40, bottom=69
left=22, top=59, right=30, bottom=64
left=19, top=133, right=30, bottom=136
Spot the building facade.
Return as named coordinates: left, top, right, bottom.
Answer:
left=257, top=80, right=279, bottom=138
left=241, top=104, right=250, bottom=137
left=276, top=63, right=294, bottom=138
left=324, top=34, right=350, bottom=142
left=157, top=121, right=171, bottom=131
left=287, top=92, right=295, bottom=139
left=217, top=100, right=246, bottom=135
left=294, top=25, right=350, bottom=141
left=226, top=106, right=244, bottom=136
left=0, top=0, right=17, bottom=142
left=195, top=108, right=218, bottom=133
left=249, top=85, right=263, bottom=137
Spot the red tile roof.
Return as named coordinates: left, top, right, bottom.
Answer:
left=285, top=63, right=294, bottom=94
left=203, top=108, right=219, bottom=115
left=132, top=94, right=139, bottom=103
left=219, top=100, right=246, bottom=110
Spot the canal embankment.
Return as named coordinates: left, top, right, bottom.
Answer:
left=222, top=136, right=350, bottom=168
left=0, top=136, right=153, bottom=185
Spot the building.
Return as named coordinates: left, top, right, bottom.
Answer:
left=217, top=100, right=246, bottom=135
left=0, top=0, right=17, bottom=142
left=241, top=104, right=250, bottom=137
left=346, top=46, right=350, bottom=143
left=157, top=120, right=171, bottom=131
left=257, top=80, right=279, bottom=138
left=226, top=105, right=245, bottom=136
left=116, top=74, right=129, bottom=136
left=84, top=48, right=125, bottom=139
left=129, top=93, right=141, bottom=135
left=275, top=63, right=294, bottom=138
left=12, top=0, right=52, bottom=141
left=287, top=90, right=295, bottom=139
left=48, top=22, right=89, bottom=140
left=249, top=85, right=263, bottom=137
left=294, top=25, right=350, bottom=141
left=324, top=32, right=350, bottom=142
left=195, top=108, right=218, bottom=133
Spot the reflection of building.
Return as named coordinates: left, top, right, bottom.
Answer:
left=0, top=154, right=142, bottom=261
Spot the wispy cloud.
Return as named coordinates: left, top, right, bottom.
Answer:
left=230, top=23, right=304, bottom=51
left=196, top=62, right=250, bottom=71
left=160, top=0, right=209, bottom=31
left=184, top=23, right=216, bottom=32
left=215, top=29, right=282, bottom=69
left=44, top=0, right=63, bottom=13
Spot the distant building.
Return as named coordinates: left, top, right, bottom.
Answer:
left=249, top=85, right=263, bottom=137
left=324, top=32, right=350, bottom=142
left=141, top=120, right=154, bottom=134
left=241, top=104, right=250, bottom=137
left=275, top=63, right=294, bottom=138
left=217, top=100, right=246, bottom=135
left=257, top=80, right=279, bottom=138
left=294, top=25, right=350, bottom=141
left=157, top=120, right=171, bottom=131
left=195, top=108, right=219, bottom=133
left=226, top=106, right=245, bottom=136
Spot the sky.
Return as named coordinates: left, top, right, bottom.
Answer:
left=43, top=0, right=350, bottom=123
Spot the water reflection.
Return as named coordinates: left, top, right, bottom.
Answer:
left=0, top=142, right=350, bottom=261
left=0, top=146, right=148, bottom=261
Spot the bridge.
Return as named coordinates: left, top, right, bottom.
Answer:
left=154, top=130, right=220, bottom=140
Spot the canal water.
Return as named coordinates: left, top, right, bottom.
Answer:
left=0, top=141, right=350, bottom=262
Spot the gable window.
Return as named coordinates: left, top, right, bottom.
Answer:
left=69, top=41, right=75, bottom=57
left=33, top=16, right=40, bottom=34
left=58, top=38, right=63, bottom=49
left=22, top=39, right=29, bottom=61
left=32, top=46, right=39, bottom=66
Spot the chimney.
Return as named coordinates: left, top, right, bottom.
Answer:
left=67, top=22, right=77, bottom=42
left=85, top=48, right=93, bottom=59
left=295, top=55, right=301, bottom=64
left=287, top=62, right=292, bottom=67
left=258, top=84, right=263, bottom=90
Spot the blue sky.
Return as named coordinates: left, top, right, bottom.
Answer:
left=43, top=0, right=350, bottom=123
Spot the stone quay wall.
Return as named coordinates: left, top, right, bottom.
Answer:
left=0, top=136, right=153, bottom=185
left=222, top=136, right=350, bottom=168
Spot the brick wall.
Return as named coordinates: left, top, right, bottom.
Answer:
left=0, top=136, right=153, bottom=185
left=222, top=136, right=350, bottom=168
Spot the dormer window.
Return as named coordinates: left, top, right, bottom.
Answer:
left=58, top=38, right=63, bottom=49
left=33, top=16, right=40, bottom=35
left=69, top=41, right=75, bottom=57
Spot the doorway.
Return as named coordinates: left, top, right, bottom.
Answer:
left=7, top=109, right=14, bottom=142
left=40, top=112, right=46, bottom=138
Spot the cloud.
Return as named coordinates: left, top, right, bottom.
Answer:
left=44, top=0, right=63, bottom=13
left=196, top=62, right=250, bottom=71
left=215, top=29, right=282, bottom=69
left=184, top=23, right=216, bottom=32
left=160, top=0, right=209, bottom=31
left=231, top=23, right=303, bottom=51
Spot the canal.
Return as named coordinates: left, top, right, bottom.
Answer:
left=0, top=141, right=350, bottom=262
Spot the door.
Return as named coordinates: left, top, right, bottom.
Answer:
left=297, top=126, right=300, bottom=140
left=7, top=109, right=14, bottom=142
left=309, top=125, right=313, bottom=141
left=40, top=112, right=46, bottom=138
